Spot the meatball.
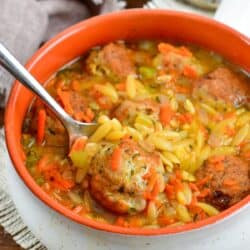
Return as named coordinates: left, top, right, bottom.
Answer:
left=112, top=99, right=160, bottom=124
left=162, top=51, right=190, bottom=73
left=87, top=43, right=135, bottom=80
left=88, top=139, right=164, bottom=214
left=57, top=89, right=94, bottom=122
left=193, top=67, right=250, bottom=107
left=102, top=43, right=135, bottom=78
left=196, top=155, right=250, bottom=209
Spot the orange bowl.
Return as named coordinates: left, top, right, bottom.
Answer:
left=5, top=9, right=250, bottom=235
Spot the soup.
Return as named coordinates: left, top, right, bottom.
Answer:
left=22, top=41, right=250, bottom=228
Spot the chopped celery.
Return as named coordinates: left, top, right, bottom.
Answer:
left=89, top=102, right=100, bottom=110
left=26, top=147, right=41, bottom=168
left=152, top=55, right=162, bottom=68
left=36, top=177, right=45, bottom=185
left=138, top=40, right=156, bottom=52
left=22, top=134, right=35, bottom=149
left=139, top=66, right=156, bottom=80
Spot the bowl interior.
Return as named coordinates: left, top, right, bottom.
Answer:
left=5, top=10, right=250, bottom=235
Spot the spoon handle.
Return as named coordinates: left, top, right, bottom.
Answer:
left=0, top=43, right=72, bottom=126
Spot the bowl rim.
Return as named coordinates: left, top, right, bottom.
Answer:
left=5, top=9, right=250, bottom=236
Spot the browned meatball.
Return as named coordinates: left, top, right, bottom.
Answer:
left=193, top=67, right=250, bottom=107
left=87, top=43, right=135, bottom=80
left=102, top=43, right=135, bottom=78
left=89, top=139, right=164, bottom=214
left=196, top=155, right=250, bottom=209
left=57, top=89, right=94, bottom=122
left=162, top=51, right=190, bottom=73
left=112, top=99, right=160, bottom=124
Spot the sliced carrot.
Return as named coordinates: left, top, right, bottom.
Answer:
left=224, top=112, right=236, bottom=119
left=89, top=89, right=101, bottom=100
left=154, top=199, right=162, bottom=208
left=75, top=110, right=94, bottom=123
left=242, top=151, right=250, bottom=159
left=86, top=108, right=95, bottom=120
left=189, top=183, right=200, bottom=192
left=223, top=178, right=238, bottom=187
left=168, top=174, right=183, bottom=191
left=158, top=43, right=192, bottom=57
left=57, top=88, right=94, bottom=122
left=183, top=65, right=198, bottom=79
left=36, top=109, right=46, bottom=145
left=115, top=83, right=126, bottom=91
left=158, top=216, right=175, bottom=226
left=70, top=137, right=87, bottom=154
left=159, top=104, right=173, bottom=126
left=165, top=184, right=175, bottom=200
left=128, top=216, right=143, bottom=228
left=176, top=113, right=193, bottom=124
left=44, top=168, right=74, bottom=191
left=169, top=175, right=176, bottom=185
left=37, top=155, right=74, bottom=191
left=239, top=141, right=247, bottom=148
left=174, top=179, right=184, bottom=192
left=143, top=166, right=155, bottom=180
left=150, top=179, right=160, bottom=200
left=225, top=126, right=236, bottom=136
left=190, top=195, right=198, bottom=206
left=175, top=170, right=182, bottom=180
left=75, top=112, right=88, bottom=122
left=115, top=216, right=127, bottom=227
left=110, top=147, right=122, bottom=171
left=144, top=173, right=159, bottom=200
left=70, top=80, right=81, bottom=91
left=147, top=173, right=158, bottom=193
left=197, top=188, right=210, bottom=198
left=158, top=43, right=175, bottom=54
left=143, top=191, right=151, bottom=200
left=57, top=89, right=74, bottom=115
left=188, top=204, right=207, bottom=220
left=200, top=125, right=209, bottom=139
left=196, top=176, right=211, bottom=187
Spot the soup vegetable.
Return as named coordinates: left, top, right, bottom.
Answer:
left=22, top=41, right=250, bottom=228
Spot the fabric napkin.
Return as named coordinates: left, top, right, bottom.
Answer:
left=0, top=0, right=125, bottom=106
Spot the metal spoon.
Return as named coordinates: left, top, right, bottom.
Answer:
left=0, top=43, right=98, bottom=145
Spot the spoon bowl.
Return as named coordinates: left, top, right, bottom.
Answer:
left=0, top=43, right=98, bottom=146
